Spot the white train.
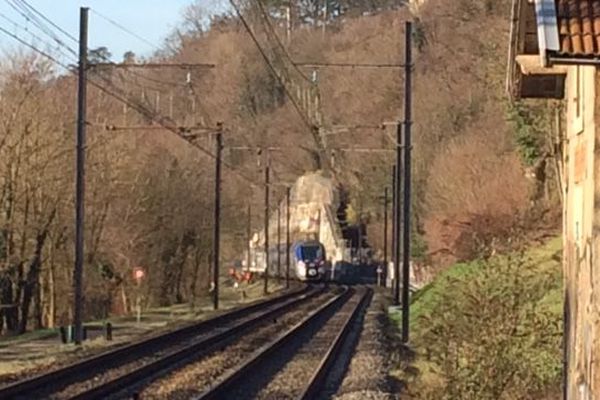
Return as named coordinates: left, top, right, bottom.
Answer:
left=291, top=240, right=329, bottom=281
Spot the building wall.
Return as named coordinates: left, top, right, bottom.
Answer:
left=564, top=64, right=597, bottom=400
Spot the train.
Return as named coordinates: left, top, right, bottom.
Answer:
left=246, top=239, right=330, bottom=282
left=291, top=240, right=329, bottom=281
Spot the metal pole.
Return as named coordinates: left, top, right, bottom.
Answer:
left=382, top=186, right=389, bottom=287
left=246, top=204, right=252, bottom=272
left=263, top=162, right=270, bottom=295
left=212, top=127, right=223, bottom=310
left=357, top=216, right=362, bottom=265
left=277, top=204, right=281, bottom=281
left=391, top=164, right=397, bottom=293
left=401, top=21, right=413, bottom=344
left=285, top=186, right=291, bottom=289
left=73, top=7, right=88, bottom=346
left=394, top=154, right=401, bottom=306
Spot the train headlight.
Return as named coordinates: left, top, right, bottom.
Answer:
left=297, top=261, right=306, bottom=276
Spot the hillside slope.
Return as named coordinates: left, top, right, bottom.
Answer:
left=170, top=0, right=558, bottom=269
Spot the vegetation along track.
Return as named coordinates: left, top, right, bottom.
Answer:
left=0, top=285, right=320, bottom=400
left=196, top=286, right=372, bottom=400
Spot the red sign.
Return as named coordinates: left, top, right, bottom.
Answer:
left=133, top=267, right=145, bottom=281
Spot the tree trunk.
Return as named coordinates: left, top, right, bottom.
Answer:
left=18, top=233, right=46, bottom=333
left=189, top=246, right=204, bottom=311
left=18, top=210, right=54, bottom=334
left=47, top=255, right=55, bottom=328
left=1, top=275, right=18, bottom=334
left=33, top=270, right=43, bottom=330
left=120, top=283, right=129, bottom=314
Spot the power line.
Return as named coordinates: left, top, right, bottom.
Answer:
left=16, top=0, right=78, bottom=43
left=294, top=62, right=405, bottom=69
left=90, top=62, right=216, bottom=69
left=0, top=24, right=72, bottom=71
left=5, top=0, right=78, bottom=57
left=90, top=8, right=161, bottom=52
left=0, top=11, right=77, bottom=63
left=255, top=0, right=312, bottom=83
left=228, top=0, right=314, bottom=132
left=5, top=1, right=176, bottom=90
left=14, top=3, right=194, bottom=90
left=0, top=24, right=265, bottom=189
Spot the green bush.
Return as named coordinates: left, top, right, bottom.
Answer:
left=507, top=102, right=553, bottom=166
left=409, top=240, right=563, bottom=399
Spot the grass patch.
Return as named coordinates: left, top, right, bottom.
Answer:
left=397, top=237, right=563, bottom=400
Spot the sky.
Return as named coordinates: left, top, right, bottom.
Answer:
left=0, top=0, right=227, bottom=63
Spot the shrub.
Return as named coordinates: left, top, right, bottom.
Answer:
left=412, top=244, right=562, bottom=399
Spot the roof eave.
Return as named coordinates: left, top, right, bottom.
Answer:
left=535, top=0, right=560, bottom=67
left=548, top=54, right=600, bottom=65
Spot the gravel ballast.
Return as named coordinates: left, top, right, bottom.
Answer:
left=332, top=289, right=403, bottom=400
left=134, top=290, right=337, bottom=400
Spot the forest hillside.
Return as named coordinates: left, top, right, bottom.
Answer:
left=0, top=0, right=559, bottom=333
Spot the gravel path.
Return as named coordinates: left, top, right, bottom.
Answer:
left=332, top=289, right=404, bottom=400
left=133, top=290, right=337, bottom=400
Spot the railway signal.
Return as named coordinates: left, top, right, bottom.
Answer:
left=133, top=267, right=145, bottom=283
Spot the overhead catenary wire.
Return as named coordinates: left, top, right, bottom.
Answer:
left=90, top=8, right=162, bottom=53
left=5, top=0, right=78, bottom=57
left=16, top=0, right=78, bottom=43
left=0, top=11, right=77, bottom=63
left=1, top=5, right=310, bottom=188
left=0, top=24, right=73, bottom=71
left=254, top=0, right=312, bottom=83
left=0, top=23, right=268, bottom=190
left=228, top=0, right=314, bottom=132
left=10, top=1, right=218, bottom=137
left=15, top=1, right=197, bottom=89
left=88, top=3, right=311, bottom=179
left=4, top=1, right=167, bottom=87
left=294, top=62, right=405, bottom=69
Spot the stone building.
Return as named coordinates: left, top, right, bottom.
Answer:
left=508, top=0, right=600, bottom=398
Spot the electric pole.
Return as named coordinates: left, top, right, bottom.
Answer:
left=212, top=126, right=223, bottom=310
left=285, top=186, right=291, bottom=289
left=277, top=204, right=281, bottom=281
left=73, top=7, right=88, bottom=346
left=393, top=162, right=401, bottom=305
left=263, top=160, right=270, bottom=295
left=382, top=186, right=389, bottom=287
left=401, top=21, right=413, bottom=344
left=246, top=204, right=252, bottom=272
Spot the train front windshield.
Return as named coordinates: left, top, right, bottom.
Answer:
left=299, top=245, right=324, bottom=261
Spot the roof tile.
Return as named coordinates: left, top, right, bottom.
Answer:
left=557, top=0, right=600, bottom=55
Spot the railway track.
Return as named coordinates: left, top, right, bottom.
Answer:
left=195, top=286, right=372, bottom=400
left=0, top=285, right=321, bottom=400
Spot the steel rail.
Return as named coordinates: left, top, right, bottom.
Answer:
left=193, top=285, right=353, bottom=400
left=69, top=286, right=325, bottom=400
left=299, top=287, right=373, bottom=400
left=0, top=285, right=312, bottom=400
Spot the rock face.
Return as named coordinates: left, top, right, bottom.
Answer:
left=408, top=0, right=427, bottom=13
left=247, top=171, right=349, bottom=272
